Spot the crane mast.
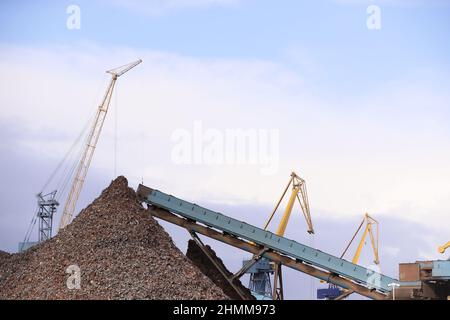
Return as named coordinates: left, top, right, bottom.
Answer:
left=58, top=59, right=142, bottom=230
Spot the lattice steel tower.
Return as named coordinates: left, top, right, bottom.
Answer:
left=36, top=191, right=59, bottom=242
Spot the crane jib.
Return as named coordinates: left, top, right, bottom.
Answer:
left=58, top=59, right=142, bottom=230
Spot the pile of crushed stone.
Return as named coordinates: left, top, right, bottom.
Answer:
left=0, top=176, right=228, bottom=300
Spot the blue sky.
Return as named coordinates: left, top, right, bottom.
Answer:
left=2, top=0, right=449, bottom=99
left=0, top=0, right=449, bottom=299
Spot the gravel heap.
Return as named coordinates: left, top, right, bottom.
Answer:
left=186, top=240, right=255, bottom=300
left=0, top=176, right=228, bottom=300
left=0, top=250, right=10, bottom=266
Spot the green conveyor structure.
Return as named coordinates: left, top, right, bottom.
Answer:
left=137, top=185, right=418, bottom=295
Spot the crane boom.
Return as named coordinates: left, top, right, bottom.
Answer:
left=438, top=241, right=450, bottom=254
left=342, top=213, right=379, bottom=265
left=58, top=59, right=142, bottom=230
left=264, top=172, right=314, bottom=235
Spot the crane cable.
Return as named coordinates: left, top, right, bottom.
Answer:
left=309, top=233, right=315, bottom=299
left=114, top=81, right=118, bottom=177
left=22, top=116, right=93, bottom=244
left=41, top=74, right=107, bottom=198
left=340, top=218, right=365, bottom=259
left=22, top=75, right=108, bottom=244
left=55, top=114, right=95, bottom=202
left=22, top=207, right=39, bottom=244
left=41, top=113, right=94, bottom=197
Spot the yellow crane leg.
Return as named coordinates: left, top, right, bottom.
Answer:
left=368, top=225, right=379, bottom=265
left=276, top=187, right=299, bottom=236
left=352, top=224, right=370, bottom=264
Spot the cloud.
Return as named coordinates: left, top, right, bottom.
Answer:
left=105, top=0, right=240, bottom=15
left=383, top=245, right=400, bottom=257
left=0, top=43, right=449, bottom=237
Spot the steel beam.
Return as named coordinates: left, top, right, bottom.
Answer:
left=272, top=263, right=284, bottom=300
left=334, top=290, right=354, bottom=300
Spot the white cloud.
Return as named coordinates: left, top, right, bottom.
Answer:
left=383, top=245, right=400, bottom=257
left=0, top=43, right=449, bottom=236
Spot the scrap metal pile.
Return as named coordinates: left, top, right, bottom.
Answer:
left=0, top=250, right=10, bottom=266
left=0, top=177, right=229, bottom=300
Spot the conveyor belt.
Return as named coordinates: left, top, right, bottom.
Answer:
left=137, top=185, right=402, bottom=293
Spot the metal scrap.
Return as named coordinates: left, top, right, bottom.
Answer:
left=0, top=176, right=228, bottom=300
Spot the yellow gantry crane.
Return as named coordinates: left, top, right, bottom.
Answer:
left=58, top=59, right=142, bottom=230
left=263, top=171, right=315, bottom=300
left=324, top=213, right=379, bottom=300
left=342, top=213, right=379, bottom=265
left=438, top=241, right=450, bottom=254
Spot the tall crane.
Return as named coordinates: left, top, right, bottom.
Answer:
left=58, top=59, right=142, bottom=229
left=342, top=213, right=379, bottom=265
left=244, top=172, right=314, bottom=300
left=317, top=213, right=379, bottom=300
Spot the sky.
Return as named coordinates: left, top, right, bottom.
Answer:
left=0, top=0, right=449, bottom=299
